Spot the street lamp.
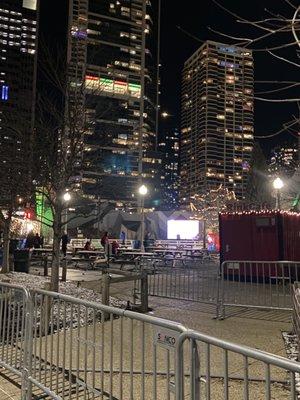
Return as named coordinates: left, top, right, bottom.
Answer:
left=273, top=178, right=284, bottom=209
left=63, top=192, right=71, bottom=202
left=63, top=192, right=71, bottom=233
left=138, top=185, right=148, bottom=251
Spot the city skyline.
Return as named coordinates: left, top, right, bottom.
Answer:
left=1, top=0, right=298, bottom=211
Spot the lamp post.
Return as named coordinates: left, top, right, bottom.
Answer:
left=273, top=178, right=284, bottom=209
left=138, top=185, right=148, bottom=252
left=63, top=192, right=71, bottom=233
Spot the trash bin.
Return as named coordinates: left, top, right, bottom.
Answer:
left=13, top=249, right=31, bottom=273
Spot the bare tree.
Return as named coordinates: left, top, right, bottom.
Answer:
left=190, top=185, right=237, bottom=245
left=34, top=43, right=91, bottom=291
left=209, top=1, right=300, bottom=132
left=0, top=122, right=33, bottom=272
left=246, top=142, right=273, bottom=206
left=34, top=45, right=121, bottom=291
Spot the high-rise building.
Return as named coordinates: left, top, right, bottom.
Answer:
left=180, top=41, right=254, bottom=205
left=158, top=128, right=179, bottom=209
left=67, top=0, right=161, bottom=208
left=0, top=0, right=38, bottom=192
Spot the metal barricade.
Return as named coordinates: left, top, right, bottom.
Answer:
left=217, top=261, right=300, bottom=319
left=0, top=283, right=32, bottom=399
left=138, top=262, right=219, bottom=305
left=0, top=281, right=300, bottom=399
left=176, top=330, right=300, bottom=400
left=27, top=289, right=187, bottom=399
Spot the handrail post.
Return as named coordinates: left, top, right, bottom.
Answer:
left=21, top=289, right=33, bottom=400
left=101, top=270, right=110, bottom=320
left=140, top=271, right=148, bottom=313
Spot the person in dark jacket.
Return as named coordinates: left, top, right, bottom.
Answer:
left=25, top=230, right=35, bottom=249
left=33, top=233, right=42, bottom=249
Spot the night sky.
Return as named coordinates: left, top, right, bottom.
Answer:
left=40, top=0, right=299, bottom=155
left=159, top=0, right=299, bottom=154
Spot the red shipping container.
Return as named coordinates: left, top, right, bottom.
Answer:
left=219, top=211, right=300, bottom=279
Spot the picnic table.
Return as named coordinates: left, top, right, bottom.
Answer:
left=32, top=248, right=53, bottom=254
left=72, top=250, right=107, bottom=270
left=77, top=250, right=105, bottom=256
left=113, top=251, right=154, bottom=270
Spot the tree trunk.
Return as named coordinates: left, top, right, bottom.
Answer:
left=1, top=218, right=11, bottom=273
left=51, top=209, right=62, bottom=292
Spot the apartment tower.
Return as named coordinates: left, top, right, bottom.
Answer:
left=180, top=41, right=254, bottom=205
left=0, top=0, right=38, bottom=168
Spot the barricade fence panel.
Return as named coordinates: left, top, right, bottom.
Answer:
left=176, top=330, right=300, bottom=400
left=217, top=261, right=300, bottom=319
left=292, top=282, right=300, bottom=360
left=27, top=289, right=186, bottom=399
left=0, top=282, right=300, bottom=399
left=137, top=262, right=219, bottom=304
left=0, top=283, right=30, bottom=398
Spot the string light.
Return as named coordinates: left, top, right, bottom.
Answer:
left=220, top=210, right=300, bottom=216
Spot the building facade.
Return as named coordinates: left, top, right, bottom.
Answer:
left=0, top=0, right=38, bottom=200
left=158, top=128, right=179, bottom=209
left=67, top=0, right=161, bottom=208
left=180, top=41, right=254, bottom=205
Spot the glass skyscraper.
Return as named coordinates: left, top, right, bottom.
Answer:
left=67, top=0, right=161, bottom=208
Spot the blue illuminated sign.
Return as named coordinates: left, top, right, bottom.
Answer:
left=1, top=85, right=9, bottom=101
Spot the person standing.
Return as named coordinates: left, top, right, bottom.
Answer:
left=25, top=230, right=35, bottom=249
left=101, top=231, right=109, bottom=258
left=33, top=233, right=42, bottom=249
left=100, top=232, right=109, bottom=248
left=120, top=231, right=126, bottom=245
left=61, top=232, right=69, bottom=257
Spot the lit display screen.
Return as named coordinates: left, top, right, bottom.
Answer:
left=167, top=220, right=200, bottom=240
left=23, top=0, right=37, bottom=10
left=85, top=76, right=141, bottom=98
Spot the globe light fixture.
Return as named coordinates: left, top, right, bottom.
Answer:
left=138, top=184, right=148, bottom=196
left=63, top=192, right=71, bottom=202
left=273, top=177, right=284, bottom=209
left=273, top=177, right=284, bottom=190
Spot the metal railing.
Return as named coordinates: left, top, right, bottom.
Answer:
left=217, top=261, right=300, bottom=319
left=292, top=282, right=300, bottom=360
left=0, top=283, right=32, bottom=399
left=176, top=330, right=300, bottom=399
left=137, top=262, right=219, bottom=305
left=0, top=282, right=300, bottom=399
